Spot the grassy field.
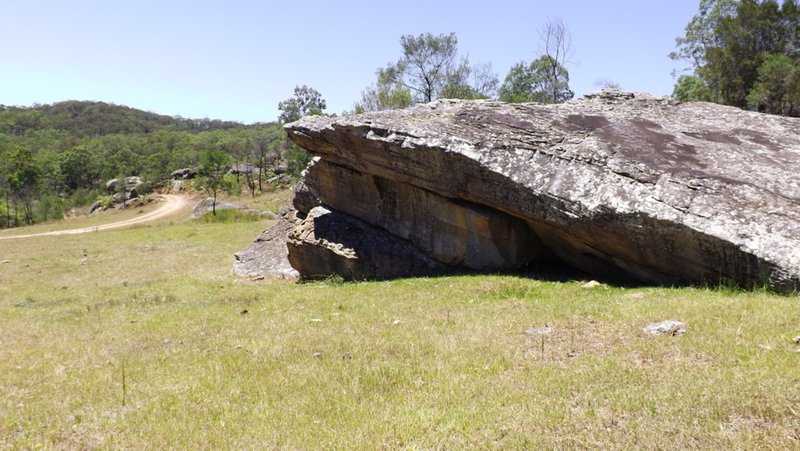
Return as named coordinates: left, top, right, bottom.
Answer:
left=1, top=194, right=799, bottom=448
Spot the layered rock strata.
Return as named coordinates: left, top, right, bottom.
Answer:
left=239, top=90, right=800, bottom=292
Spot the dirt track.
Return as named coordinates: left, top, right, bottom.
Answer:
left=0, top=194, right=189, bottom=240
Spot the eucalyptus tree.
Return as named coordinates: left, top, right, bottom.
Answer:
left=355, top=32, right=498, bottom=112
left=278, top=85, right=327, bottom=123
left=669, top=0, right=800, bottom=116
left=499, top=56, right=573, bottom=103
left=498, top=18, right=575, bottom=104
left=198, top=147, right=233, bottom=216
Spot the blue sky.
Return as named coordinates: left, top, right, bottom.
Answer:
left=0, top=0, right=698, bottom=123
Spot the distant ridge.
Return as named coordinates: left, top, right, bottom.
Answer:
left=0, top=100, right=267, bottom=136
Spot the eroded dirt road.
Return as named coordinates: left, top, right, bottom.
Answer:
left=0, top=194, right=189, bottom=240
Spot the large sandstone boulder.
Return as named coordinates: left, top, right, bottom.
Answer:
left=240, top=90, right=800, bottom=292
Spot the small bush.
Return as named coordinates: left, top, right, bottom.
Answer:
left=89, top=195, right=113, bottom=209
left=68, top=188, right=106, bottom=208
left=35, top=193, right=66, bottom=222
left=134, top=180, right=158, bottom=196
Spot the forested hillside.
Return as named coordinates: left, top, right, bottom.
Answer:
left=0, top=101, right=294, bottom=228
left=0, top=100, right=247, bottom=136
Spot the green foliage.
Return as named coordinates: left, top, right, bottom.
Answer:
left=278, top=85, right=327, bottom=123
left=499, top=56, right=574, bottom=103
left=199, top=147, right=234, bottom=216
left=0, top=100, right=246, bottom=137
left=441, top=61, right=499, bottom=100
left=97, top=195, right=113, bottom=208
left=670, top=0, right=739, bottom=69
left=672, top=74, right=714, bottom=101
left=355, top=69, right=414, bottom=113
left=285, top=143, right=313, bottom=177
left=671, top=0, right=800, bottom=116
left=746, top=53, right=800, bottom=114
left=223, top=174, right=242, bottom=197
left=69, top=188, right=106, bottom=208
left=397, top=32, right=460, bottom=103
left=357, top=32, right=498, bottom=112
left=0, top=101, right=296, bottom=228
left=498, top=18, right=574, bottom=104
left=59, top=145, right=99, bottom=191
left=5, top=146, right=40, bottom=224
left=35, top=192, right=65, bottom=223
left=499, top=63, right=539, bottom=103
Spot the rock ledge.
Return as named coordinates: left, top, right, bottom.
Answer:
left=238, top=90, right=800, bottom=292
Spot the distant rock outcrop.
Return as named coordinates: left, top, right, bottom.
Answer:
left=236, top=90, right=800, bottom=292
left=170, top=168, right=197, bottom=180
left=191, top=198, right=246, bottom=217
left=106, top=176, right=142, bottom=193
left=105, top=176, right=145, bottom=206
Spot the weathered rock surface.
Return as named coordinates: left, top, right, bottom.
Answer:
left=287, top=205, right=449, bottom=280
left=87, top=200, right=102, bottom=215
left=643, top=320, right=687, bottom=336
left=302, top=159, right=542, bottom=269
left=239, top=90, right=800, bottom=291
left=170, top=168, right=197, bottom=180
left=106, top=176, right=142, bottom=192
left=232, top=211, right=299, bottom=280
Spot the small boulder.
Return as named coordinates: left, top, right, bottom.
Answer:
left=582, top=280, right=604, bottom=289
left=87, top=200, right=102, bottom=215
left=230, top=163, right=257, bottom=175
left=232, top=210, right=300, bottom=280
left=170, top=180, right=183, bottom=194
left=191, top=198, right=246, bottom=217
left=105, top=178, right=118, bottom=191
left=525, top=325, right=553, bottom=336
left=643, top=320, right=687, bottom=336
left=124, top=176, right=142, bottom=190
left=170, top=168, right=197, bottom=180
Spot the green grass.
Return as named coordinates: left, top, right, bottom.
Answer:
left=193, top=208, right=269, bottom=224
left=0, top=207, right=799, bottom=448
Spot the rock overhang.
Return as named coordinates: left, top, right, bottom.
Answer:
left=237, top=90, right=800, bottom=292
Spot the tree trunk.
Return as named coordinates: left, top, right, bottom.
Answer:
left=4, top=190, right=9, bottom=228
left=11, top=197, right=18, bottom=227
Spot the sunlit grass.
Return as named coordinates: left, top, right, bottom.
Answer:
left=1, top=203, right=799, bottom=448
left=219, top=185, right=293, bottom=214
left=193, top=209, right=269, bottom=224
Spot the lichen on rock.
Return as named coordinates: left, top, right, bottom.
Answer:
left=235, top=90, right=800, bottom=292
